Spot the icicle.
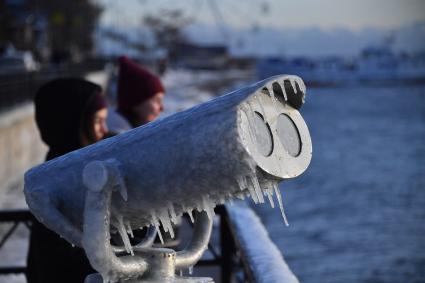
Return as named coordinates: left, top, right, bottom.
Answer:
left=269, top=84, right=279, bottom=112
left=297, top=78, right=307, bottom=94
left=202, top=196, right=215, bottom=220
left=269, top=85, right=276, bottom=102
left=289, top=78, right=297, bottom=93
left=236, top=175, right=247, bottom=191
left=247, top=179, right=259, bottom=204
left=235, top=192, right=245, bottom=200
left=188, top=266, right=194, bottom=275
left=228, top=198, right=234, bottom=206
left=168, top=203, right=178, bottom=224
left=284, top=76, right=306, bottom=95
left=242, top=174, right=258, bottom=204
left=125, top=219, right=134, bottom=238
left=264, top=188, right=275, bottom=208
left=179, top=270, right=183, bottom=276
left=152, top=213, right=164, bottom=245
left=187, top=209, right=194, bottom=223
left=250, top=175, right=265, bottom=203
left=159, top=210, right=174, bottom=238
left=281, top=81, right=288, bottom=101
left=195, top=204, right=202, bottom=212
left=273, top=183, right=289, bottom=226
left=116, top=215, right=134, bottom=255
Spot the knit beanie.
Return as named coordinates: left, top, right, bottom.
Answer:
left=117, top=56, right=164, bottom=115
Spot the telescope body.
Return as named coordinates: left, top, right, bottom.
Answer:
left=24, top=75, right=312, bottom=248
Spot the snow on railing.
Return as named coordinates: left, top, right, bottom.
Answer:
left=226, top=202, right=300, bottom=283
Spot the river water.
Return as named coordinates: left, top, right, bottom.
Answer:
left=254, top=83, right=425, bottom=283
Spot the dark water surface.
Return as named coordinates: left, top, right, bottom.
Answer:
left=254, top=84, right=425, bottom=283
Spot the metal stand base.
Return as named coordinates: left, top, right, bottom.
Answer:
left=84, top=248, right=214, bottom=283
left=85, top=273, right=213, bottom=283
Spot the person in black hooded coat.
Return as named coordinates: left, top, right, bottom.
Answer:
left=26, top=78, right=108, bottom=283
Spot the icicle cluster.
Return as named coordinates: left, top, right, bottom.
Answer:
left=264, top=76, right=306, bottom=114
left=109, top=173, right=289, bottom=256
left=237, top=174, right=289, bottom=226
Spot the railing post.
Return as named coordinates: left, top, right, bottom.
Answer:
left=219, top=206, right=234, bottom=283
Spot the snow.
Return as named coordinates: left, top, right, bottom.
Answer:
left=226, top=201, right=299, bottom=283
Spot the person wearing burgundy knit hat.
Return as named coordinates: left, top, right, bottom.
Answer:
left=27, top=78, right=108, bottom=283
left=107, top=56, right=165, bottom=133
left=106, top=57, right=182, bottom=246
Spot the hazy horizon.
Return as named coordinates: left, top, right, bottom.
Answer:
left=97, top=0, right=425, bottom=31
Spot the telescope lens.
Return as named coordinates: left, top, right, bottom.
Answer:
left=276, top=114, right=301, bottom=157
left=253, top=112, right=273, bottom=156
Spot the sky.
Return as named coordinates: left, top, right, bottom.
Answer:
left=96, top=0, right=425, bottom=57
left=97, top=0, right=425, bottom=31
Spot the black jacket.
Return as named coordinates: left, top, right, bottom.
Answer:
left=26, top=78, right=101, bottom=283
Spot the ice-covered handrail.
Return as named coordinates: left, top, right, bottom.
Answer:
left=226, top=202, right=300, bottom=283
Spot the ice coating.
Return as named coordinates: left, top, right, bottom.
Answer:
left=238, top=75, right=311, bottom=180
left=23, top=74, right=311, bottom=282
left=24, top=74, right=309, bottom=237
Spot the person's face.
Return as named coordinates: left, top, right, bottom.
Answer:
left=132, top=92, right=164, bottom=126
left=93, top=108, right=108, bottom=141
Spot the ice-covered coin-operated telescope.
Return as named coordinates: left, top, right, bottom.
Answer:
left=24, top=75, right=312, bottom=283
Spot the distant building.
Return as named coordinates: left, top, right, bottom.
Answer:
left=0, top=0, right=102, bottom=64
left=174, top=42, right=229, bottom=70
left=0, top=0, right=48, bottom=61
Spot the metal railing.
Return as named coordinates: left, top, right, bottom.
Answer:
left=0, top=205, right=297, bottom=283
left=0, top=209, right=34, bottom=275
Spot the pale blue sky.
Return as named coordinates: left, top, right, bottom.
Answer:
left=98, top=0, right=425, bottom=30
